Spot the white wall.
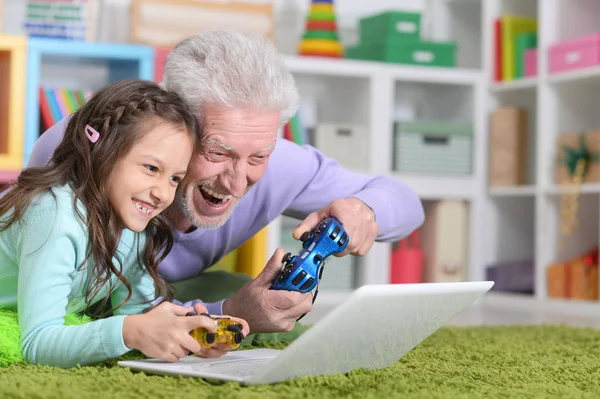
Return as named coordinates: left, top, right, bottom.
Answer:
left=2, top=0, right=426, bottom=54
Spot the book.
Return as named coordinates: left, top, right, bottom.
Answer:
left=501, top=15, right=537, bottom=81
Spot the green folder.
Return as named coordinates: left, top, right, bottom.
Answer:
left=515, top=32, right=537, bottom=79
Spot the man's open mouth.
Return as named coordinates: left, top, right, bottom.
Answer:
left=199, top=185, right=232, bottom=207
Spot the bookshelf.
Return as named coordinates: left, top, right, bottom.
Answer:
left=482, top=0, right=600, bottom=315
left=0, top=35, right=27, bottom=176
left=267, top=0, right=486, bottom=293
left=23, top=38, right=154, bottom=165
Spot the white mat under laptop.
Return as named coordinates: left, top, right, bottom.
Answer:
left=118, top=281, right=494, bottom=385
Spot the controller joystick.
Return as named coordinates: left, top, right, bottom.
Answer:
left=300, top=232, right=311, bottom=243
left=188, top=314, right=245, bottom=350
left=283, top=252, right=293, bottom=264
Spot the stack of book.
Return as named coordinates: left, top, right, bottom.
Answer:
left=23, top=0, right=99, bottom=41
left=39, top=86, right=93, bottom=131
left=494, top=15, right=538, bottom=81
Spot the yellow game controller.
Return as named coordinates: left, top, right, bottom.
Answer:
left=188, top=314, right=245, bottom=350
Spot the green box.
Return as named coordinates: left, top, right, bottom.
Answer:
left=346, top=37, right=457, bottom=68
left=515, top=33, right=537, bottom=78
left=393, top=121, right=473, bottom=175
left=359, top=11, right=422, bottom=43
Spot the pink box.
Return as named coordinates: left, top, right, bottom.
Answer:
left=549, top=33, right=600, bottom=74
left=524, top=48, right=537, bottom=77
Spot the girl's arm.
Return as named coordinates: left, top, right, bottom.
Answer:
left=110, top=255, right=157, bottom=316
left=17, top=207, right=131, bottom=368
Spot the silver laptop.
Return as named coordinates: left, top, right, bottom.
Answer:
left=118, top=281, right=494, bottom=385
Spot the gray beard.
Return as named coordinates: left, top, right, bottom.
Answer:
left=176, top=192, right=237, bottom=230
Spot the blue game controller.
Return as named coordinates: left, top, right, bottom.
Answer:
left=272, top=217, right=349, bottom=293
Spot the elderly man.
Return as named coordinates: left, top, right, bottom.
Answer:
left=27, top=29, right=425, bottom=335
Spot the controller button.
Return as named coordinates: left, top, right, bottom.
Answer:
left=300, top=250, right=309, bottom=259
left=283, top=252, right=292, bottom=264
left=206, top=333, right=215, bottom=344
left=330, top=225, right=340, bottom=240
left=316, top=222, right=326, bottom=234
left=300, top=232, right=310, bottom=242
left=234, top=333, right=243, bottom=344
left=307, top=242, right=315, bottom=252
left=227, top=324, right=243, bottom=333
left=314, top=255, right=323, bottom=265
left=300, top=277, right=315, bottom=291
left=292, top=270, right=307, bottom=285
left=338, top=232, right=348, bottom=247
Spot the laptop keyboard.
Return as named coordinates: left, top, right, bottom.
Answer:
left=190, top=357, right=273, bottom=378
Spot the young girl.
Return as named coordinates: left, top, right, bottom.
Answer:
left=0, top=79, right=249, bottom=368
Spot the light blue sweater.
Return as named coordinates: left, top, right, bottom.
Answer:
left=0, top=184, right=156, bottom=368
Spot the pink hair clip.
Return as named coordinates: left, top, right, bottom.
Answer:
left=84, top=124, right=100, bottom=143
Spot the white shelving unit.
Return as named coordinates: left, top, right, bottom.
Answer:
left=266, top=0, right=487, bottom=297
left=269, top=0, right=600, bottom=318
left=483, top=0, right=600, bottom=316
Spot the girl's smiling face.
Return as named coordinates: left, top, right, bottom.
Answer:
left=106, top=121, right=194, bottom=232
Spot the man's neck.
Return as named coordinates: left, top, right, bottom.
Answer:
left=165, top=205, right=196, bottom=233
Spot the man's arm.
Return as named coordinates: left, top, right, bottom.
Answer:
left=27, top=117, right=69, bottom=168
left=269, top=138, right=425, bottom=242
left=221, top=139, right=425, bottom=332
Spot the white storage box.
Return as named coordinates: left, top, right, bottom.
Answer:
left=393, top=121, right=473, bottom=175
left=315, top=124, right=370, bottom=171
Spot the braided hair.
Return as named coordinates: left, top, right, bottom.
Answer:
left=0, top=79, right=199, bottom=316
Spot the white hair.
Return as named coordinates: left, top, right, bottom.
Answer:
left=162, top=29, right=299, bottom=126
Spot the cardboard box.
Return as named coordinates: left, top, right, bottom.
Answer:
left=130, top=0, right=275, bottom=47
left=555, top=131, right=600, bottom=185
left=569, top=256, right=599, bottom=300
left=546, top=249, right=599, bottom=300
left=420, top=200, right=469, bottom=283
left=547, top=262, right=567, bottom=298
left=489, top=107, right=528, bottom=186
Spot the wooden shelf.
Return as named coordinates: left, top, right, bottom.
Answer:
left=490, top=77, right=537, bottom=93
left=23, top=37, right=155, bottom=166
left=0, top=35, right=27, bottom=173
left=489, top=185, right=537, bottom=197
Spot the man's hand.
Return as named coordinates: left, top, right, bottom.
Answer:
left=222, top=248, right=313, bottom=334
left=293, top=198, right=378, bottom=257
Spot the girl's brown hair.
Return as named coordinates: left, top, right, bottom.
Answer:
left=0, top=79, right=199, bottom=316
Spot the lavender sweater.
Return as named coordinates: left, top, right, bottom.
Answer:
left=27, top=117, right=425, bottom=314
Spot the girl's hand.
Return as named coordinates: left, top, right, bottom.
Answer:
left=122, top=301, right=219, bottom=362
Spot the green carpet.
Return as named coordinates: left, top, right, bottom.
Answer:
left=2, top=325, right=600, bottom=398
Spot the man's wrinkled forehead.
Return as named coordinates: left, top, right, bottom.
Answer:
left=202, top=139, right=276, bottom=154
